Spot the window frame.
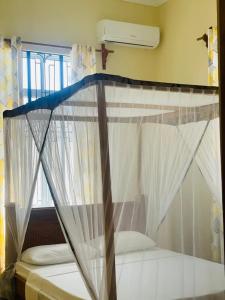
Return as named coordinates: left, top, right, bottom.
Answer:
left=22, top=48, right=71, bottom=103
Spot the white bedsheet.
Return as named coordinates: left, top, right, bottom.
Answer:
left=16, top=261, right=78, bottom=280
left=16, top=249, right=225, bottom=300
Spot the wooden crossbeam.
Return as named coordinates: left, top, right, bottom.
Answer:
left=15, top=102, right=219, bottom=126
left=26, top=103, right=219, bottom=126
left=62, top=100, right=218, bottom=112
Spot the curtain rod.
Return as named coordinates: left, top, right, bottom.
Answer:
left=4, top=38, right=113, bottom=69
left=4, top=38, right=72, bottom=50
left=23, top=40, right=73, bottom=50
left=4, top=38, right=105, bottom=52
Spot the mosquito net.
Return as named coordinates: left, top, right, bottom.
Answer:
left=2, top=74, right=224, bottom=300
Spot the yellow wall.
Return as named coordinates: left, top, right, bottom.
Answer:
left=156, top=0, right=217, bottom=85
left=0, top=0, right=160, bottom=81
left=0, top=0, right=218, bottom=83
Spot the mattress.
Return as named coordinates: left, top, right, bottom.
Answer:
left=16, top=249, right=225, bottom=300
left=16, top=261, right=78, bottom=280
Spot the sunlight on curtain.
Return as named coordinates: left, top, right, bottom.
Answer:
left=208, top=27, right=218, bottom=87
left=211, top=201, right=223, bottom=262
left=71, top=44, right=96, bottom=83
left=0, top=37, right=21, bottom=273
left=208, top=27, right=222, bottom=261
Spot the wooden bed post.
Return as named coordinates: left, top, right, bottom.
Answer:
left=217, top=0, right=225, bottom=263
left=97, top=81, right=117, bottom=300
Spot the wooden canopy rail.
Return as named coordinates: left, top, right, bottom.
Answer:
left=53, top=102, right=219, bottom=125
left=12, top=102, right=219, bottom=125
left=103, top=80, right=218, bottom=94
left=63, top=100, right=195, bottom=111
left=50, top=109, right=218, bottom=126
left=61, top=100, right=216, bottom=111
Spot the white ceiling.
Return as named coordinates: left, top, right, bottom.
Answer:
left=123, top=0, right=168, bottom=7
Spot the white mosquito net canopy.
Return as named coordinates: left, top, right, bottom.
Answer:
left=2, top=74, right=224, bottom=300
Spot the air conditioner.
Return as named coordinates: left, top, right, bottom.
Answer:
left=97, top=19, right=160, bottom=49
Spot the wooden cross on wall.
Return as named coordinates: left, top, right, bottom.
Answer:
left=96, top=44, right=114, bottom=70
left=197, top=33, right=208, bottom=48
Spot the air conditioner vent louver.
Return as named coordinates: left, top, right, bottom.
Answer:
left=105, top=40, right=154, bottom=48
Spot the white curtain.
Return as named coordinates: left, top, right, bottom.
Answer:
left=181, top=115, right=223, bottom=261
left=195, top=118, right=222, bottom=205
left=1, top=112, right=50, bottom=300
left=31, top=88, right=105, bottom=300
left=141, top=120, right=208, bottom=236
left=71, top=44, right=96, bottom=83
left=5, top=111, right=51, bottom=258
left=176, top=108, right=221, bottom=208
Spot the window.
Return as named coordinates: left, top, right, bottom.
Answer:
left=23, top=49, right=72, bottom=207
left=22, top=50, right=71, bottom=103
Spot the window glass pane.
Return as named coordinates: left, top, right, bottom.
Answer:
left=23, top=55, right=28, bottom=90
left=22, top=50, right=71, bottom=103
left=22, top=50, right=71, bottom=208
left=30, top=56, right=41, bottom=90
left=45, top=57, right=60, bottom=92
left=63, top=60, right=71, bottom=88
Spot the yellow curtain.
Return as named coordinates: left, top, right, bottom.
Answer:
left=211, top=202, right=223, bottom=262
left=208, top=27, right=218, bottom=86
left=0, top=37, right=21, bottom=273
left=71, top=44, right=96, bottom=83
left=208, top=27, right=223, bottom=262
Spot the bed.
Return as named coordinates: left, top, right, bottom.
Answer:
left=16, top=248, right=225, bottom=300
left=3, top=74, right=224, bottom=299
left=12, top=207, right=225, bottom=300
left=10, top=202, right=146, bottom=300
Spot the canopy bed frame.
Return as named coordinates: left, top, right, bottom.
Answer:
left=3, top=73, right=223, bottom=300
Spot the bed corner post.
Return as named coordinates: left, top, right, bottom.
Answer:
left=97, top=80, right=117, bottom=300
left=217, top=0, right=225, bottom=264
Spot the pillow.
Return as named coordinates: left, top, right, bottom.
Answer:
left=115, top=231, right=156, bottom=254
left=92, top=231, right=156, bottom=256
left=21, top=243, right=98, bottom=266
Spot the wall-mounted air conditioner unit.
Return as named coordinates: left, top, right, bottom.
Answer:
left=97, top=19, right=160, bottom=49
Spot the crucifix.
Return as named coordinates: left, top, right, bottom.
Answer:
left=196, top=26, right=212, bottom=48
left=197, top=33, right=208, bottom=48
left=96, top=43, right=114, bottom=70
